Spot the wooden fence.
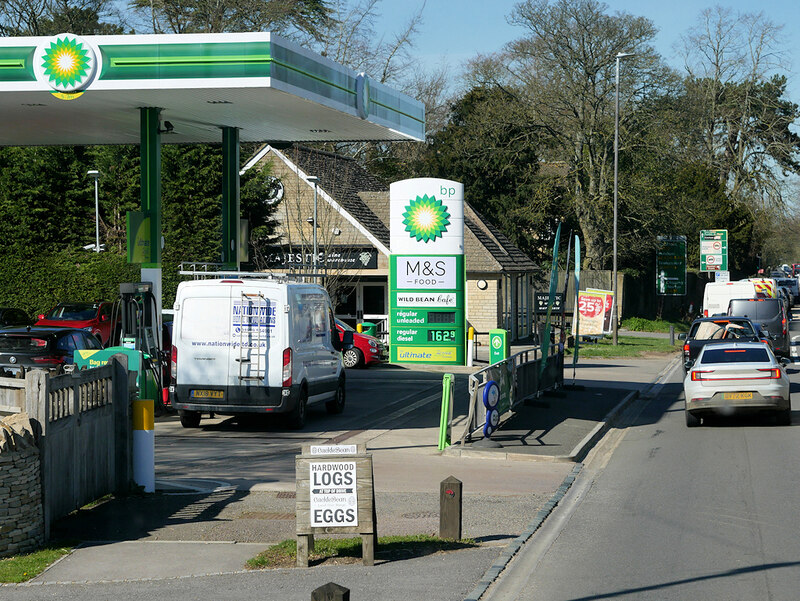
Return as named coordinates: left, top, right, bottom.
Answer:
left=22, top=357, right=132, bottom=539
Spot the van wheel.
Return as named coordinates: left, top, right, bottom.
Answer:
left=180, top=410, right=201, bottom=428
left=343, top=348, right=363, bottom=369
left=326, top=379, right=346, bottom=414
left=288, top=388, right=307, bottom=430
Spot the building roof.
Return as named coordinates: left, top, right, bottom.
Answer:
left=274, top=144, right=391, bottom=248
left=464, top=205, right=539, bottom=273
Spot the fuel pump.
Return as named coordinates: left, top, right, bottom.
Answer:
left=110, top=282, right=167, bottom=413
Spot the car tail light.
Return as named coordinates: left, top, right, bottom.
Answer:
left=703, top=309, right=708, bottom=317
left=282, top=347, right=292, bottom=387
left=683, top=344, right=690, bottom=354
left=171, top=344, right=177, bottom=382
left=757, top=368, right=781, bottom=379
left=691, top=370, right=713, bottom=381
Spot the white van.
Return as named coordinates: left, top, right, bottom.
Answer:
left=702, top=281, right=759, bottom=317
left=169, top=278, right=350, bottom=429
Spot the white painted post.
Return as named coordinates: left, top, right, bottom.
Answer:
left=132, top=399, right=154, bottom=492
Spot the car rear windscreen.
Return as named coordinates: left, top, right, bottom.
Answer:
left=46, top=304, right=98, bottom=320
left=0, top=335, right=48, bottom=351
left=692, top=321, right=755, bottom=339
left=701, top=347, right=770, bottom=364
left=727, top=300, right=781, bottom=320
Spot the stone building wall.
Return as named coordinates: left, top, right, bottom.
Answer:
left=467, top=277, right=501, bottom=345
left=0, top=413, right=44, bottom=558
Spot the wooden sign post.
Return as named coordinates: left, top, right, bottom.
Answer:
left=296, top=443, right=376, bottom=567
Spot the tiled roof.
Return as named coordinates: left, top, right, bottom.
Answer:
left=275, top=144, right=390, bottom=247
left=465, top=205, right=539, bottom=272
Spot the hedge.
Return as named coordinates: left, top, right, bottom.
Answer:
left=0, top=250, right=140, bottom=317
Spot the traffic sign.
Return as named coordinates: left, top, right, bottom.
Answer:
left=656, top=236, right=687, bottom=296
left=700, top=230, right=728, bottom=272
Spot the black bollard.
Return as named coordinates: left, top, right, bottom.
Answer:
left=311, top=582, right=350, bottom=601
left=439, top=475, right=462, bottom=541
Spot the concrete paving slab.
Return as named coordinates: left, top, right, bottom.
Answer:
left=33, top=541, right=265, bottom=583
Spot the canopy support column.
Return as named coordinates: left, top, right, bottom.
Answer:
left=221, top=126, right=240, bottom=270
left=140, top=107, right=162, bottom=315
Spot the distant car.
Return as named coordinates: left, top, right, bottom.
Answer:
left=683, top=341, right=791, bottom=427
left=0, top=307, right=33, bottom=328
left=679, top=317, right=763, bottom=371
left=335, top=318, right=387, bottom=368
left=0, top=326, right=104, bottom=377
left=35, top=302, right=118, bottom=346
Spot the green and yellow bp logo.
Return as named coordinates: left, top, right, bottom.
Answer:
left=402, top=195, right=451, bottom=243
left=34, top=34, right=97, bottom=94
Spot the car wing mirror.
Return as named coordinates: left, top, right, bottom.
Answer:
left=780, top=357, right=790, bottom=366
left=341, top=330, right=354, bottom=350
left=331, top=327, right=343, bottom=351
left=677, top=333, right=687, bottom=340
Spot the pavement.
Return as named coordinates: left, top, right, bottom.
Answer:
left=13, top=346, right=681, bottom=600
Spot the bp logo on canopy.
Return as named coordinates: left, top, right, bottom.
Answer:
left=34, top=34, right=98, bottom=94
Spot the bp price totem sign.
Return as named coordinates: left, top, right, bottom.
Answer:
left=389, top=178, right=465, bottom=365
left=700, top=229, right=728, bottom=272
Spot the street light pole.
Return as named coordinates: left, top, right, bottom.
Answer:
left=307, top=176, right=319, bottom=279
left=87, top=169, right=101, bottom=253
left=612, top=52, right=635, bottom=345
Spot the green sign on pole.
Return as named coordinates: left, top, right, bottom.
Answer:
left=656, top=235, right=687, bottom=296
left=700, top=229, right=728, bottom=272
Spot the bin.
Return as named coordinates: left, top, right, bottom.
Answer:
left=360, top=321, right=377, bottom=337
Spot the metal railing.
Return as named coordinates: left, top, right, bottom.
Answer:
left=459, top=343, right=564, bottom=444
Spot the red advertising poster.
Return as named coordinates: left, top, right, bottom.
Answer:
left=587, top=288, right=615, bottom=334
left=576, top=292, right=606, bottom=335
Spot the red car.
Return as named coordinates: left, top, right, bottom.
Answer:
left=36, top=302, right=118, bottom=346
left=335, top=318, right=388, bottom=368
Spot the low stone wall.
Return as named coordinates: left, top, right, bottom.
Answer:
left=0, top=413, right=44, bottom=558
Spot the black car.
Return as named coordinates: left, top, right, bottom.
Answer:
left=0, top=326, right=103, bottom=377
left=0, top=307, right=33, bottom=327
left=679, top=317, right=764, bottom=370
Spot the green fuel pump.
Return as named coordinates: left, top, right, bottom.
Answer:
left=110, top=282, right=166, bottom=412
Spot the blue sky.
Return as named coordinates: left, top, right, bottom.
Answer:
left=375, top=0, right=800, bottom=102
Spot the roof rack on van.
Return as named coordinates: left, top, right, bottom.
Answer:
left=178, top=262, right=298, bottom=281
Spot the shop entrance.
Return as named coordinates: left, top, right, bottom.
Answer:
left=335, top=282, right=388, bottom=340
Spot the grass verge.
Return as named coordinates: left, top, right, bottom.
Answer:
left=620, top=317, right=689, bottom=333
left=0, top=543, right=74, bottom=583
left=246, top=535, right=478, bottom=569
left=566, top=335, right=680, bottom=359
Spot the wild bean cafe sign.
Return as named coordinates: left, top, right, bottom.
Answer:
left=389, top=178, right=465, bottom=365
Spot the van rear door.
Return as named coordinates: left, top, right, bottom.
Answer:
left=177, top=286, right=233, bottom=390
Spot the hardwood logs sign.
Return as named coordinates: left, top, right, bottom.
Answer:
left=296, top=443, right=376, bottom=567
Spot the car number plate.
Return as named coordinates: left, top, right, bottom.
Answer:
left=190, top=389, right=223, bottom=399
left=723, top=392, right=753, bottom=401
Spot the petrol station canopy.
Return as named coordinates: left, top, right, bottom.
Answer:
left=0, top=31, right=425, bottom=146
